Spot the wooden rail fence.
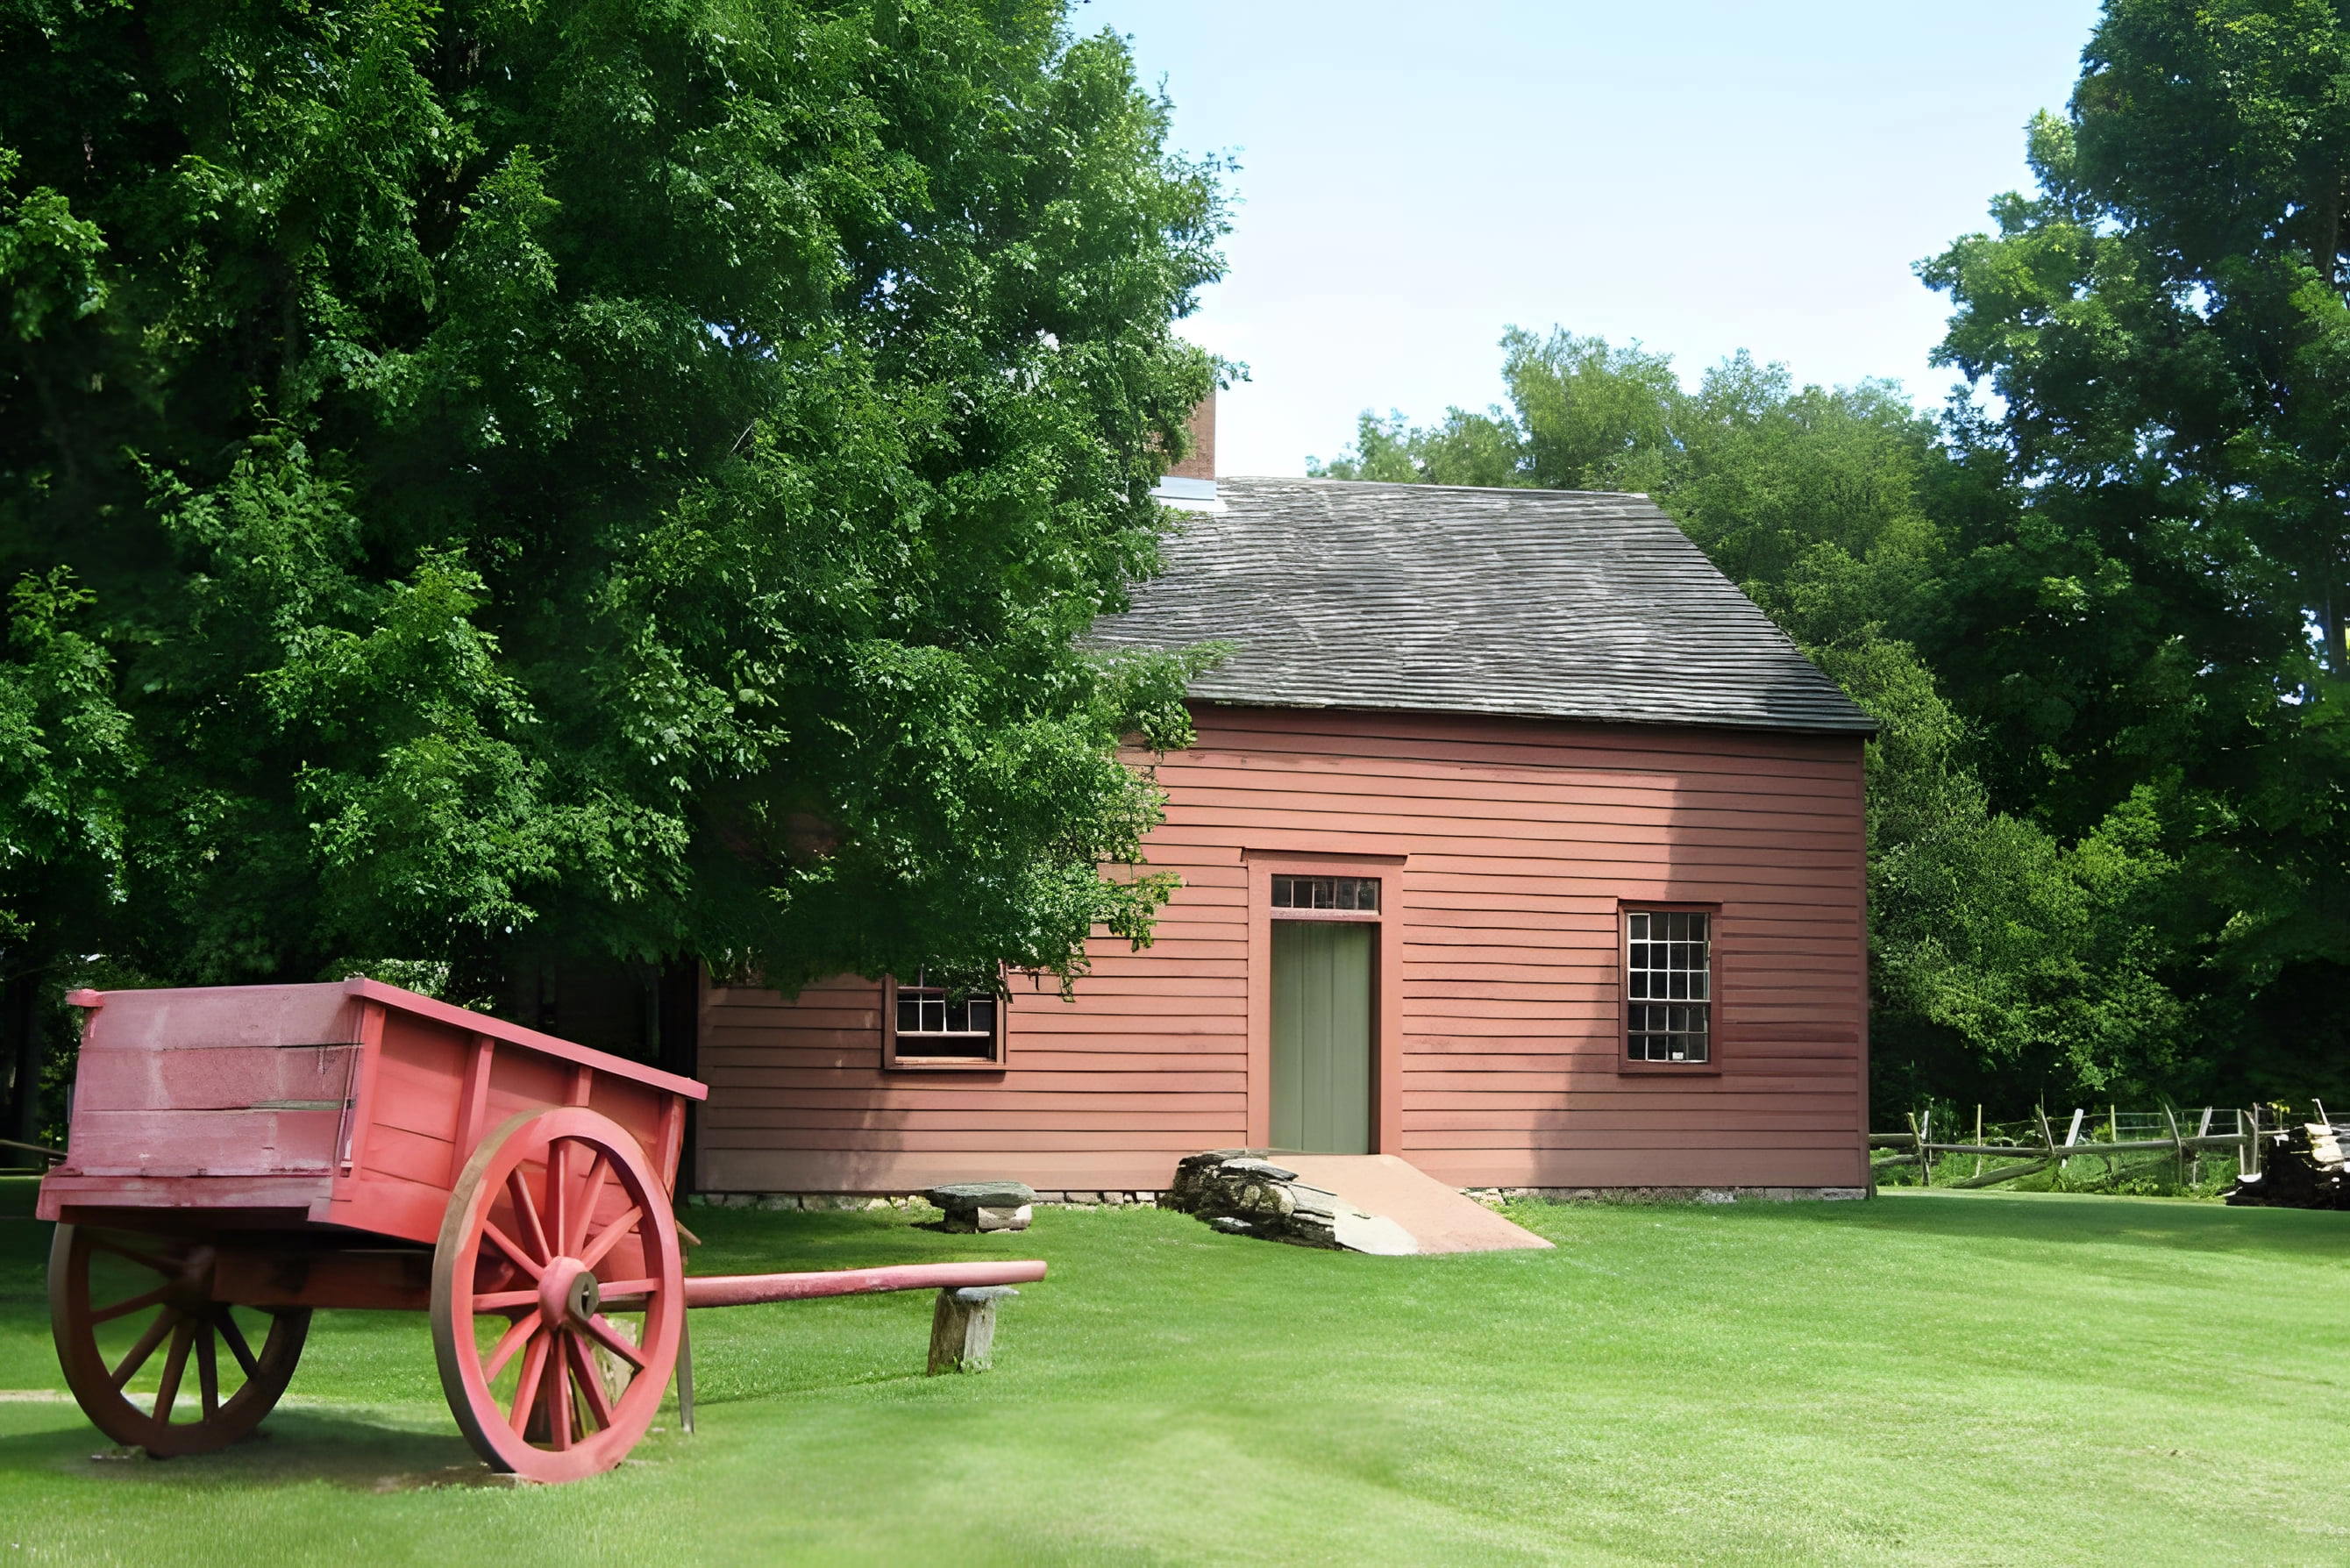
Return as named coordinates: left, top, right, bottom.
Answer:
left=0, top=1135, right=65, bottom=1172
left=1867, top=1106, right=2284, bottom=1190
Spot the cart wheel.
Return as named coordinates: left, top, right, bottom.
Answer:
left=431, top=1106, right=685, bottom=1484
left=48, top=1224, right=310, bottom=1457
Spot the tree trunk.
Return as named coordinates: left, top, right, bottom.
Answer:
left=2326, top=538, right=2348, bottom=676
left=3, top=967, right=44, bottom=1152
left=2318, top=171, right=2344, bottom=293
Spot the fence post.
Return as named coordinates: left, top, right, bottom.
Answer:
left=1974, top=1104, right=1984, bottom=1181
left=2161, top=1105, right=2184, bottom=1189
left=2035, top=1106, right=2058, bottom=1185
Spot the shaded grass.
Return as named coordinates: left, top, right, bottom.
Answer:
left=1, top=1177, right=2345, bottom=1564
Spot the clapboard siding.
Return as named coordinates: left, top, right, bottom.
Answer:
left=695, top=704, right=1867, bottom=1194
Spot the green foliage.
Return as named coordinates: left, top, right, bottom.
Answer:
left=0, top=570, right=132, bottom=951
left=1919, top=0, right=2350, bottom=1100
left=0, top=2, right=1226, bottom=1000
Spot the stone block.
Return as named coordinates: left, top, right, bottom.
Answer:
left=927, top=1180, right=1036, bottom=1210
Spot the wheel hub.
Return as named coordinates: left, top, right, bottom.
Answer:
left=537, top=1258, right=601, bottom=1327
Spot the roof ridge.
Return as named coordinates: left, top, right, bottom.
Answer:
left=1225, top=476, right=1652, bottom=499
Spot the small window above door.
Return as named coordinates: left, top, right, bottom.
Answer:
left=1271, top=875, right=1380, bottom=912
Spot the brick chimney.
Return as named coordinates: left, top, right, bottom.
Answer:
left=1152, top=393, right=1220, bottom=511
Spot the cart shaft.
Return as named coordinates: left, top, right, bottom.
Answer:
left=659, top=1259, right=1047, bottom=1310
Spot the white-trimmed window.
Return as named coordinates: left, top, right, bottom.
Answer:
left=883, top=971, right=1006, bottom=1070
left=1625, top=909, right=1712, bottom=1064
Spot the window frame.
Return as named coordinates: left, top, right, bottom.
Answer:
left=1269, top=873, right=1383, bottom=915
left=1618, top=902, right=1723, bottom=1075
left=881, top=971, right=1008, bottom=1073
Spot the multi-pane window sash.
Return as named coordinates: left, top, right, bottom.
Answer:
left=1626, top=910, right=1711, bottom=1064
left=894, top=972, right=1001, bottom=1061
left=1271, top=875, right=1379, bottom=912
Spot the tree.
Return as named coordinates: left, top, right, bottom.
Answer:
left=1920, top=0, right=2350, bottom=1099
left=0, top=0, right=1224, bottom=1058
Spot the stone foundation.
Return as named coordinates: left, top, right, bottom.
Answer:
left=687, top=1190, right=1163, bottom=1211
left=1463, top=1186, right=1869, bottom=1206
left=687, top=1185, right=1869, bottom=1211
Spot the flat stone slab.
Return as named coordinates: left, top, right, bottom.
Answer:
left=1218, top=1158, right=1299, bottom=1181
left=926, top=1181, right=1038, bottom=1211
left=1329, top=1209, right=1420, bottom=1257
left=1275, top=1155, right=1554, bottom=1255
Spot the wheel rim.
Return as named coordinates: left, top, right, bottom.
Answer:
left=431, top=1107, right=683, bottom=1484
left=49, top=1224, right=309, bottom=1457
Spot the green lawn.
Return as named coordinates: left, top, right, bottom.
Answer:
left=2, top=1178, right=2345, bottom=1566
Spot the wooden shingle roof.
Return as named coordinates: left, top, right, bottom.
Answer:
left=1092, top=477, right=1878, bottom=734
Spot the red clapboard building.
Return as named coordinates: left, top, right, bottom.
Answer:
left=692, top=429, right=1876, bottom=1201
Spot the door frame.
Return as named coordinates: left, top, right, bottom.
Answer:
left=1243, top=851, right=1405, bottom=1153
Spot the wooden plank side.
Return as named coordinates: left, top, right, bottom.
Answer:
left=694, top=704, right=1866, bottom=1191
left=64, top=1108, right=344, bottom=1176
left=368, top=1016, right=469, bottom=1145
left=70, top=1043, right=356, bottom=1114
left=1412, top=1147, right=1868, bottom=1188
left=73, top=983, right=362, bottom=1055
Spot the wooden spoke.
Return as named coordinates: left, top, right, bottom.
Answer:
left=579, top=1314, right=646, bottom=1371
left=214, top=1309, right=260, bottom=1379
left=196, top=1323, right=220, bottom=1419
left=480, top=1219, right=545, bottom=1281
left=566, top=1334, right=617, bottom=1431
left=507, top=1332, right=552, bottom=1436
left=594, top=1277, right=659, bottom=1298
left=151, top=1319, right=194, bottom=1422
left=506, top=1168, right=552, bottom=1266
left=566, top=1152, right=610, bottom=1257
left=485, top=1311, right=541, bottom=1380
left=546, top=1332, right=574, bottom=1450
left=110, top=1308, right=179, bottom=1389
left=88, top=1235, right=181, bottom=1276
left=585, top=1316, right=653, bottom=1372
left=89, top=1285, right=170, bottom=1325
left=578, top=1206, right=643, bottom=1272
left=546, top=1143, right=572, bottom=1265
left=472, top=1288, right=539, bottom=1312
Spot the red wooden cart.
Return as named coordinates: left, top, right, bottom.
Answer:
left=35, top=979, right=1045, bottom=1483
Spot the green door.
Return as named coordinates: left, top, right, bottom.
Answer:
left=1271, top=920, right=1374, bottom=1153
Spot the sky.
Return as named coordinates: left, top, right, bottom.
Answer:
left=1073, top=0, right=2107, bottom=476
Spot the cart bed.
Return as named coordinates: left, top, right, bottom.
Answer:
left=38, top=978, right=706, bottom=1247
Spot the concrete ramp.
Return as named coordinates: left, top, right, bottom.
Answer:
left=1274, top=1154, right=1554, bottom=1255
